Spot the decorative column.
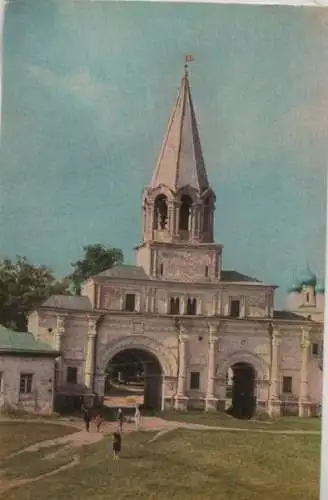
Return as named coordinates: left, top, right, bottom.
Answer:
left=174, top=202, right=181, bottom=236
left=84, top=317, right=98, bottom=392
left=54, top=315, right=66, bottom=389
left=205, top=323, right=219, bottom=411
left=180, top=296, right=187, bottom=315
left=196, top=297, right=202, bottom=315
left=174, top=323, right=189, bottom=410
left=268, top=327, right=281, bottom=417
left=299, top=327, right=311, bottom=417
left=135, top=293, right=141, bottom=312
left=240, top=296, right=246, bottom=318
left=167, top=202, right=174, bottom=235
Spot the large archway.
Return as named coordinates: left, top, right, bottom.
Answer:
left=104, top=348, right=163, bottom=411
left=229, top=362, right=256, bottom=419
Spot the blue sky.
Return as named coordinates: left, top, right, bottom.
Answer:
left=1, top=1, right=327, bottom=307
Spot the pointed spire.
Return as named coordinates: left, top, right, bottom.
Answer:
left=150, top=65, right=209, bottom=193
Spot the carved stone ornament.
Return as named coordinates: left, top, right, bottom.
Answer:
left=56, top=315, right=67, bottom=334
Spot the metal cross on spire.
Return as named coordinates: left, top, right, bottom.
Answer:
left=184, top=55, right=195, bottom=75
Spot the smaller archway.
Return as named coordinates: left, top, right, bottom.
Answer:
left=154, top=195, right=168, bottom=230
left=228, top=362, right=256, bottom=419
left=179, top=195, right=192, bottom=231
left=105, top=348, right=163, bottom=411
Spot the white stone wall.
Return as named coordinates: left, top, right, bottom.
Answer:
left=93, top=278, right=273, bottom=320
left=27, top=311, right=39, bottom=335
left=60, top=316, right=88, bottom=388
left=29, top=303, right=323, bottom=415
left=29, top=313, right=57, bottom=347
left=81, top=279, right=95, bottom=307
left=157, top=246, right=220, bottom=282
left=0, top=355, right=55, bottom=415
left=135, top=245, right=152, bottom=275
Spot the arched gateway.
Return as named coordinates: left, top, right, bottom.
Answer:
left=96, top=335, right=176, bottom=411
left=218, top=351, right=269, bottom=419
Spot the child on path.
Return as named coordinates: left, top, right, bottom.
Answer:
left=117, top=407, right=124, bottom=432
left=113, top=430, right=122, bottom=459
left=134, top=405, right=141, bottom=431
left=94, top=413, right=103, bottom=432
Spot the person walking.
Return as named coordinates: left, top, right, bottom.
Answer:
left=94, top=412, right=103, bottom=432
left=81, top=403, right=91, bottom=432
left=134, top=405, right=141, bottom=431
left=117, top=407, right=124, bottom=432
left=113, top=429, right=122, bottom=459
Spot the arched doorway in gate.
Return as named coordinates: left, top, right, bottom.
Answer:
left=105, top=348, right=163, bottom=411
left=229, top=362, right=256, bottom=419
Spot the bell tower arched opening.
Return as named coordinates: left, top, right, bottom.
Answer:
left=153, top=194, right=168, bottom=231
left=179, top=195, right=192, bottom=232
left=104, top=348, right=163, bottom=411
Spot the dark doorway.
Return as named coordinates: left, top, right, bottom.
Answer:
left=230, top=362, right=256, bottom=419
left=105, top=348, right=163, bottom=411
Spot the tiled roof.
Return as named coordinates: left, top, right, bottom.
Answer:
left=41, top=295, right=92, bottom=310
left=273, top=310, right=312, bottom=321
left=221, top=270, right=262, bottom=283
left=0, top=325, right=57, bottom=354
left=95, top=265, right=149, bottom=280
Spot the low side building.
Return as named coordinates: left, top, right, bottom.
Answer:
left=0, top=325, right=58, bottom=415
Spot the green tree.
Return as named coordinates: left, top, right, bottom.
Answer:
left=70, top=244, right=124, bottom=294
left=0, top=256, right=68, bottom=331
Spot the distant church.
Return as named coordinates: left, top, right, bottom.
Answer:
left=27, top=66, right=324, bottom=418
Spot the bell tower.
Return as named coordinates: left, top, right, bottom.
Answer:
left=135, top=62, right=223, bottom=282
left=141, top=64, right=215, bottom=245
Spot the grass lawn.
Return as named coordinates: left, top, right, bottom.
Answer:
left=0, top=444, right=72, bottom=480
left=0, top=422, right=78, bottom=458
left=4, top=428, right=320, bottom=500
left=159, top=410, right=322, bottom=431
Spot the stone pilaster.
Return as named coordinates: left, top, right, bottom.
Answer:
left=174, top=327, right=189, bottom=410
left=205, top=323, right=219, bottom=411
left=54, top=315, right=66, bottom=351
left=240, top=296, right=246, bottom=318
left=53, top=315, right=67, bottom=388
left=167, top=202, right=174, bottom=235
left=298, top=327, right=311, bottom=417
left=174, top=202, right=181, bottom=236
left=268, top=327, right=281, bottom=417
left=180, top=296, right=187, bottom=315
left=135, top=293, right=141, bottom=312
left=84, top=317, right=98, bottom=391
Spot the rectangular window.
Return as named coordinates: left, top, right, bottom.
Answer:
left=169, top=297, right=180, bottom=315
left=230, top=299, right=240, bottom=318
left=312, top=343, right=319, bottom=356
left=125, top=294, right=136, bottom=312
left=0, top=372, right=3, bottom=392
left=19, top=374, right=33, bottom=394
left=282, top=376, right=292, bottom=394
left=190, top=372, right=200, bottom=390
left=160, top=263, right=164, bottom=276
left=205, top=265, right=209, bottom=278
left=187, top=298, right=197, bottom=315
left=66, top=367, right=78, bottom=384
